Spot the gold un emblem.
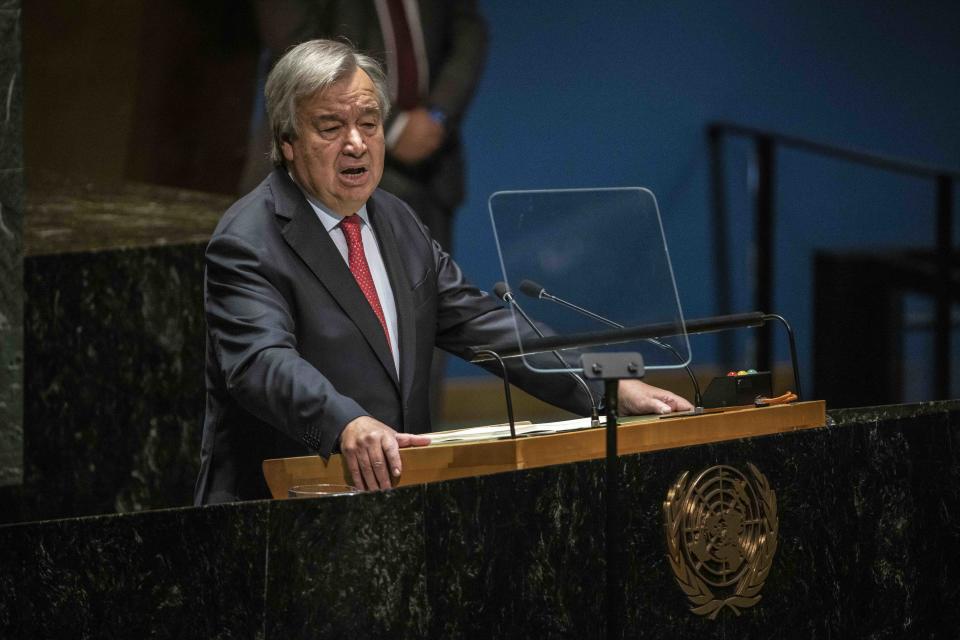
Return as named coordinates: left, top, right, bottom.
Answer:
left=663, top=463, right=778, bottom=619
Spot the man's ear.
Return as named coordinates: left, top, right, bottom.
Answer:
left=281, top=134, right=295, bottom=163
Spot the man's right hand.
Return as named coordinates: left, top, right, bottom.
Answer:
left=339, top=416, right=431, bottom=491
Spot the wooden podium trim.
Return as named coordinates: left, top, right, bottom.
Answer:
left=262, top=400, right=827, bottom=498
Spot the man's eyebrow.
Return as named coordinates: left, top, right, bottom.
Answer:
left=311, top=113, right=344, bottom=123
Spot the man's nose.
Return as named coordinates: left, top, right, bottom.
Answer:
left=343, top=126, right=367, bottom=156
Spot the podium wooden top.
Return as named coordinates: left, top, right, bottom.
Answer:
left=262, top=400, right=826, bottom=499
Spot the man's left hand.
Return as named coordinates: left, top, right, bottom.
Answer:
left=618, top=379, right=694, bottom=415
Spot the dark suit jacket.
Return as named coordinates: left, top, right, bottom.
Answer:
left=194, top=169, right=592, bottom=504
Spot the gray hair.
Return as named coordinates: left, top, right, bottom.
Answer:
left=265, top=39, right=390, bottom=166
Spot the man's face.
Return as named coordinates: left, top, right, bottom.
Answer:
left=282, top=67, right=385, bottom=216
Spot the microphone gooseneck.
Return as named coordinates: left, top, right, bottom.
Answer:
left=518, top=280, right=703, bottom=408
left=493, top=282, right=600, bottom=425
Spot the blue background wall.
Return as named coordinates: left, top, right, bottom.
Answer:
left=447, top=0, right=960, bottom=395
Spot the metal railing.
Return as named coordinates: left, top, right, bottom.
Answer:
left=708, top=121, right=959, bottom=399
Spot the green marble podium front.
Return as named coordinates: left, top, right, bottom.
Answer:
left=1, top=401, right=958, bottom=638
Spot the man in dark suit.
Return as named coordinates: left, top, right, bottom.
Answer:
left=239, top=0, right=489, bottom=418
left=196, top=40, right=691, bottom=504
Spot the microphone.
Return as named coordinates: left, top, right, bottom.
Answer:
left=492, top=281, right=512, bottom=302
left=518, top=279, right=702, bottom=407
left=520, top=279, right=618, bottom=327
left=493, top=282, right=600, bottom=426
left=518, top=280, right=544, bottom=298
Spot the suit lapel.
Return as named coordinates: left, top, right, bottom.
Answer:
left=271, top=171, right=399, bottom=389
left=368, top=195, right=417, bottom=411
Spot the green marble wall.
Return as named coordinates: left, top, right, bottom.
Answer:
left=15, top=244, right=207, bottom=520
left=1, top=401, right=958, bottom=638
left=0, top=184, right=224, bottom=523
left=0, top=0, right=24, bottom=488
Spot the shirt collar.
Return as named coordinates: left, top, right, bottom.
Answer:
left=289, top=172, right=370, bottom=232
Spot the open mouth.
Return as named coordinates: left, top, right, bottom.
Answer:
left=340, top=167, right=367, bottom=176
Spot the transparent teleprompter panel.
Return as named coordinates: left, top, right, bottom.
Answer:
left=488, top=188, right=690, bottom=374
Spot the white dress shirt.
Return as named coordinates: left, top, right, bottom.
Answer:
left=298, top=190, right=400, bottom=376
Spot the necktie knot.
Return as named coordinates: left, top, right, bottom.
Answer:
left=340, top=215, right=365, bottom=252
left=340, top=213, right=362, bottom=234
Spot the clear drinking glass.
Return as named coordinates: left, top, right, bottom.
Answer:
left=287, top=484, right=359, bottom=498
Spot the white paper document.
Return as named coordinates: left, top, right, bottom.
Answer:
left=426, top=416, right=606, bottom=445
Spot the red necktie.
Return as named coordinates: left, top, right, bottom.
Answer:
left=340, top=215, right=392, bottom=349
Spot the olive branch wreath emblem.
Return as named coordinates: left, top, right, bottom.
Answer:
left=662, top=463, right=778, bottom=619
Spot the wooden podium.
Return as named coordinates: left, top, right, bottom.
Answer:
left=262, top=400, right=826, bottom=498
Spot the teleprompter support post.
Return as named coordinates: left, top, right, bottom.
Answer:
left=582, top=352, right=645, bottom=640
